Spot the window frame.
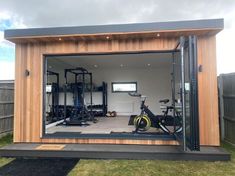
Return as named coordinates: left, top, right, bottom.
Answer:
left=111, top=82, right=137, bottom=93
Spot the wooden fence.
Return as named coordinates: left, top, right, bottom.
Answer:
left=218, top=73, right=235, bottom=145
left=0, top=80, right=14, bottom=137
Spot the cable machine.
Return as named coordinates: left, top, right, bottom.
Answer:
left=64, top=67, right=94, bottom=125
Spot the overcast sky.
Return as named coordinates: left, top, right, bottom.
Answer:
left=0, top=0, right=235, bottom=79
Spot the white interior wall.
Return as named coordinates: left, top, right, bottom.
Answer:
left=47, top=66, right=172, bottom=116
left=46, top=52, right=174, bottom=116
left=90, top=67, right=172, bottom=115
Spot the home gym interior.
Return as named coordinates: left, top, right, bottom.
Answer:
left=44, top=50, right=184, bottom=139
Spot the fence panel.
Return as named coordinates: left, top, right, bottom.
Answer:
left=219, top=73, right=235, bottom=144
left=0, top=81, right=14, bottom=136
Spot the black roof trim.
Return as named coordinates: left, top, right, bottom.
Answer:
left=4, top=19, right=224, bottom=39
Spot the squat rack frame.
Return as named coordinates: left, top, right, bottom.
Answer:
left=64, top=67, right=93, bottom=124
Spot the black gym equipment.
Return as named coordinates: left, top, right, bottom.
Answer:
left=128, top=92, right=182, bottom=134
left=46, top=70, right=60, bottom=123
left=63, top=67, right=94, bottom=125
left=87, top=82, right=108, bottom=117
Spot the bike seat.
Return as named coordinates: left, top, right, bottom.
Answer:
left=159, top=99, right=169, bottom=104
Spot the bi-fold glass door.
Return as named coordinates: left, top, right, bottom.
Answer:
left=173, top=36, right=200, bottom=151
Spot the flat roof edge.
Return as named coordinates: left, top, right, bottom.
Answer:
left=4, top=18, right=224, bottom=39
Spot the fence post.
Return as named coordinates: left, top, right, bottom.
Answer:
left=218, top=75, right=224, bottom=140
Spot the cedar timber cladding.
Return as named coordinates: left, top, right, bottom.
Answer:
left=7, top=19, right=223, bottom=146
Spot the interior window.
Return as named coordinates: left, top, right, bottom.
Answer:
left=112, top=82, right=137, bottom=93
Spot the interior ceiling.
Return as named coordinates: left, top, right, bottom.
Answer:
left=47, top=52, right=174, bottom=70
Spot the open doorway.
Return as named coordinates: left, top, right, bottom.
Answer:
left=43, top=51, right=183, bottom=139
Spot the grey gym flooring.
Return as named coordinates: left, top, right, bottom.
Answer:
left=46, top=116, right=135, bottom=134
left=46, top=116, right=164, bottom=134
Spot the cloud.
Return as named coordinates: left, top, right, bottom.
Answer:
left=0, top=15, right=16, bottom=66
left=0, top=31, right=3, bottom=42
left=0, top=0, right=235, bottom=76
left=0, top=19, right=11, bottom=30
left=0, top=43, right=15, bottom=60
left=0, top=61, right=14, bottom=80
left=0, top=11, right=11, bottom=20
left=217, top=13, right=235, bottom=74
left=0, top=0, right=234, bottom=27
left=0, top=33, right=15, bottom=62
left=0, top=11, right=26, bottom=30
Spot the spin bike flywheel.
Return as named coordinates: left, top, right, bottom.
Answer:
left=134, top=115, right=151, bottom=131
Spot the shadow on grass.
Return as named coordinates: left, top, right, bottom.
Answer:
left=0, top=158, right=79, bottom=176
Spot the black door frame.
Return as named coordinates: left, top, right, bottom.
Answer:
left=174, top=36, right=200, bottom=151
left=42, top=50, right=179, bottom=140
left=187, top=36, right=200, bottom=151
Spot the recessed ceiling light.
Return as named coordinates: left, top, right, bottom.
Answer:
left=106, top=36, right=110, bottom=40
left=94, top=65, right=98, bottom=68
left=156, top=33, right=160, bottom=37
left=147, top=63, right=151, bottom=66
left=120, top=64, right=124, bottom=67
left=58, top=38, right=62, bottom=41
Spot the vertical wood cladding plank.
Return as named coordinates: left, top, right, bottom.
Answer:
left=36, top=43, right=44, bottom=142
left=25, top=43, right=32, bottom=142
left=39, top=43, right=46, bottom=141
left=197, top=36, right=220, bottom=146
left=13, top=44, right=21, bottom=142
left=21, top=44, right=27, bottom=142
left=111, top=40, right=119, bottom=51
left=77, top=41, right=87, bottom=52
left=30, top=44, right=42, bottom=142
left=40, top=138, right=178, bottom=145
left=197, top=38, right=204, bottom=144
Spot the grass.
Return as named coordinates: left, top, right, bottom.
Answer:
left=0, top=134, right=13, bottom=148
left=0, top=134, right=14, bottom=168
left=0, top=135, right=235, bottom=176
left=68, top=147, right=235, bottom=176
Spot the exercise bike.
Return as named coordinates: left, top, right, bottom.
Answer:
left=129, top=92, right=182, bottom=134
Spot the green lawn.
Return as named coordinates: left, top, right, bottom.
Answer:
left=0, top=134, right=14, bottom=168
left=0, top=134, right=235, bottom=176
left=69, top=142, right=235, bottom=176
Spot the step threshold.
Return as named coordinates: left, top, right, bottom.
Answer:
left=0, top=143, right=230, bottom=161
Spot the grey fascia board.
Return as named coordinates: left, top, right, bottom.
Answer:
left=4, top=18, right=224, bottom=39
